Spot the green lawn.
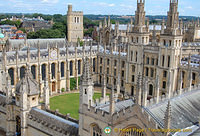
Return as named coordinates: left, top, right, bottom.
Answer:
left=50, top=93, right=106, bottom=119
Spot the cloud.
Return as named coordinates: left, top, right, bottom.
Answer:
left=185, top=6, right=193, bottom=9
left=41, top=0, right=59, bottom=4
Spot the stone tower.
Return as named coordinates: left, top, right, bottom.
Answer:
left=159, top=0, right=183, bottom=95
left=67, top=4, right=83, bottom=43
left=15, top=68, right=39, bottom=136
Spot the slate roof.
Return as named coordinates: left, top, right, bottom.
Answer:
left=147, top=88, right=200, bottom=131
left=96, top=99, right=134, bottom=113
left=29, top=108, right=78, bottom=135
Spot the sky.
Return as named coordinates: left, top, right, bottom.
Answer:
left=0, top=0, right=200, bottom=16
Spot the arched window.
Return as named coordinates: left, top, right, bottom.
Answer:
left=90, top=124, right=102, bottom=136
left=31, top=65, right=36, bottom=79
left=131, top=86, right=134, bottom=96
left=78, top=60, right=81, bottom=75
left=16, top=116, right=21, bottom=136
left=70, top=61, right=73, bottom=76
left=93, top=58, right=96, bottom=72
left=8, top=68, right=14, bottom=85
left=20, top=66, right=26, bottom=79
left=42, top=64, right=46, bottom=80
left=149, top=84, right=153, bottom=95
left=51, top=63, right=56, bottom=79
left=61, top=62, right=65, bottom=78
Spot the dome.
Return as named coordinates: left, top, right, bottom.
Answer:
left=15, top=68, right=39, bottom=96
left=0, top=33, right=4, bottom=38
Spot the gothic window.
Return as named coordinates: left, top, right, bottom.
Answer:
left=114, top=69, right=116, bottom=76
left=51, top=63, right=56, bottom=79
left=142, top=37, right=144, bottom=43
left=99, top=76, right=102, bottom=84
left=121, top=80, right=124, bottom=87
left=146, top=57, right=149, bottom=64
left=20, top=66, right=26, bottom=79
left=42, top=64, right=46, bottom=80
left=163, top=71, right=167, bottom=78
left=100, top=58, right=103, bottom=64
left=135, top=52, right=138, bottom=62
left=100, top=66, right=102, bottom=73
left=151, top=58, right=155, bottom=65
left=132, top=75, right=135, bottom=82
left=132, top=65, right=135, bottom=72
left=162, top=55, right=165, bottom=67
left=122, top=71, right=124, bottom=78
left=107, top=59, right=110, bottom=65
left=8, top=68, right=14, bottom=85
left=16, top=116, right=21, bottom=136
left=114, top=78, right=116, bottom=85
left=136, top=37, right=139, bottom=43
left=164, top=40, right=166, bottom=46
left=162, top=81, right=166, bottom=89
left=146, top=67, right=149, bottom=77
left=78, top=60, right=81, bottom=75
left=31, top=65, right=36, bottom=79
left=85, top=89, right=87, bottom=94
left=131, top=86, right=134, bottom=96
left=182, top=71, right=185, bottom=78
left=131, top=51, right=133, bottom=61
left=107, top=68, right=109, bottom=75
left=70, top=61, right=73, bottom=76
left=93, top=58, right=96, bottom=72
left=149, top=84, right=153, bottom=95
left=168, top=56, right=170, bottom=67
left=151, top=68, right=154, bottom=77
left=107, top=77, right=109, bottom=84
left=77, top=17, right=79, bottom=23
left=192, top=73, right=196, bottom=80
left=91, top=124, right=102, bottom=136
left=122, top=61, right=125, bottom=68
left=74, top=17, right=76, bottom=23
left=61, top=62, right=65, bottom=77
left=114, top=60, right=117, bottom=66
left=169, top=40, right=172, bottom=46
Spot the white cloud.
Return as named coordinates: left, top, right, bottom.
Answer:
left=41, top=0, right=59, bottom=4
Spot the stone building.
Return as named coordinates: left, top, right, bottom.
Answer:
left=0, top=1, right=200, bottom=136
left=67, top=5, right=83, bottom=43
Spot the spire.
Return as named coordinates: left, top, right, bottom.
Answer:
left=134, top=0, right=146, bottom=32
left=99, top=21, right=102, bottom=29
left=164, top=101, right=172, bottom=136
left=6, top=74, right=12, bottom=104
left=165, top=0, right=179, bottom=34
left=43, top=78, right=49, bottom=109
left=161, top=18, right=165, bottom=34
left=136, top=73, right=142, bottom=105
left=108, top=16, right=111, bottom=27
left=110, top=84, right=115, bottom=115
left=104, top=17, right=107, bottom=28
left=82, top=57, right=92, bottom=83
